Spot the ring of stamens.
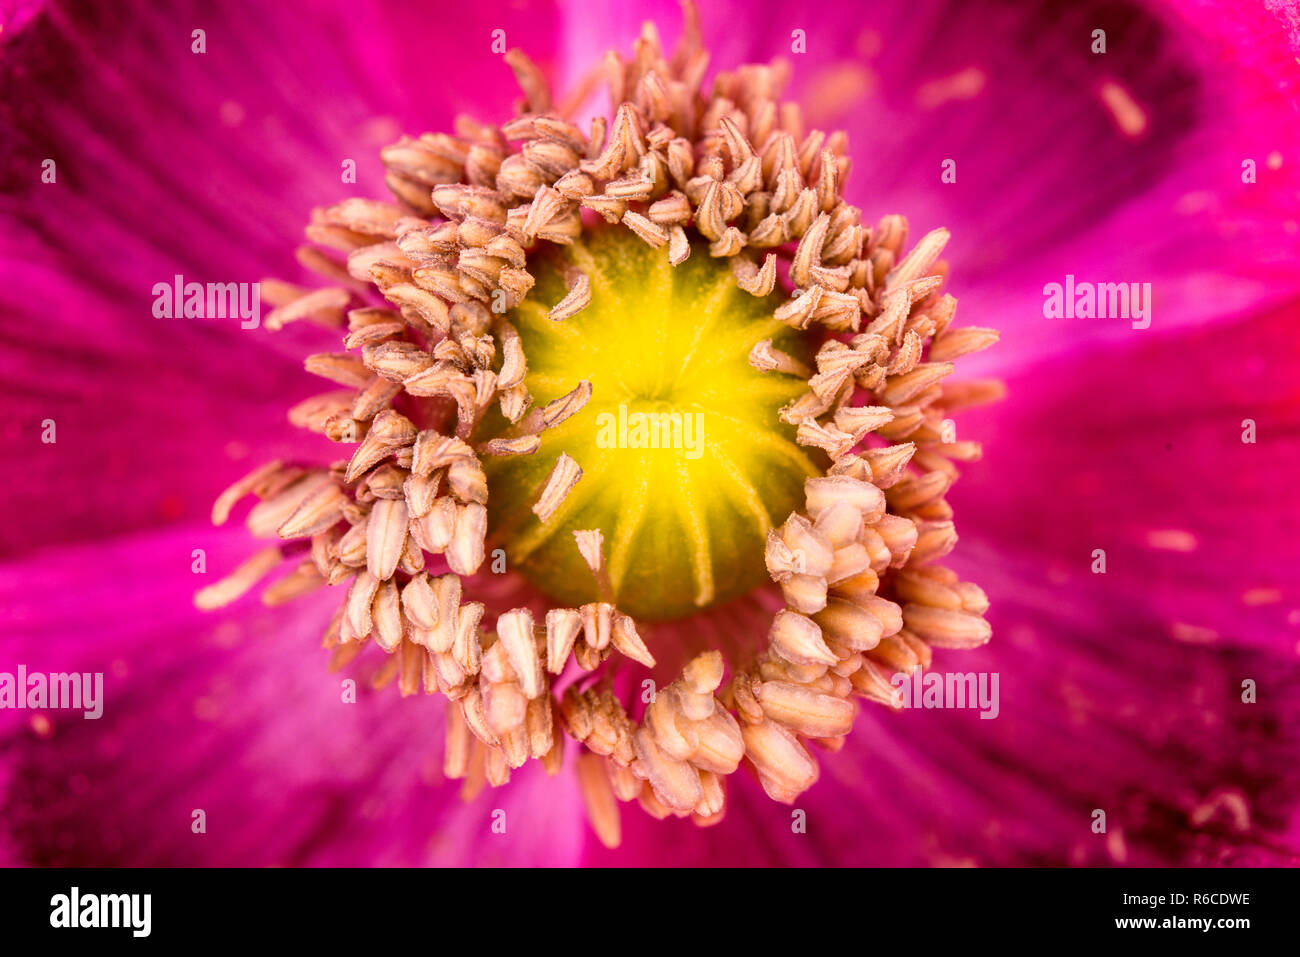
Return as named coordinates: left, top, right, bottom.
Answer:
left=197, top=3, right=999, bottom=848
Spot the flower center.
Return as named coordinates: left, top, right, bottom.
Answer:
left=481, top=228, right=819, bottom=619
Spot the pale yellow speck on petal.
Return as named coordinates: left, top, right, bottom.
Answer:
left=915, top=67, right=986, bottom=109
left=1146, top=529, right=1197, bottom=552
left=1098, top=79, right=1148, bottom=137
left=1171, top=622, right=1218, bottom=644
left=1242, top=587, right=1281, bottom=606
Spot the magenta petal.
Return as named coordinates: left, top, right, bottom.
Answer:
left=0, top=0, right=567, bottom=553
left=0, top=525, right=588, bottom=865
left=946, top=302, right=1300, bottom=865
left=587, top=295, right=1300, bottom=867
left=671, top=0, right=1300, bottom=371
left=4, top=0, right=1298, bottom=868
left=957, top=301, right=1300, bottom=656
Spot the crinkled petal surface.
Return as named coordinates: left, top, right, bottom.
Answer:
left=600, top=301, right=1300, bottom=866
left=1, top=0, right=1298, bottom=866
left=0, top=526, right=586, bottom=866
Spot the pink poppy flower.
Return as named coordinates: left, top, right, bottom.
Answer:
left=1, top=0, right=1297, bottom=867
